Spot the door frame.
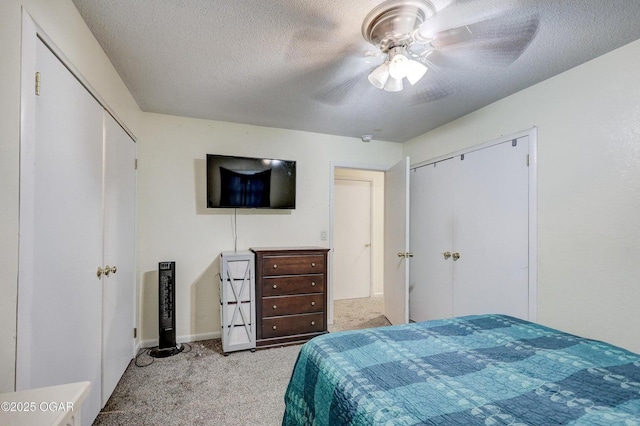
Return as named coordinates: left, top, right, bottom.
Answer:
left=410, top=127, right=538, bottom=321
left=329, top=161, right=388, bottom=325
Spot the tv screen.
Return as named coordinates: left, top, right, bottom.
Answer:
left=206, top=154, right=296, bottom=209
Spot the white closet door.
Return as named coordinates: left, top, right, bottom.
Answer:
left=409, top=159, right=454, bottom=322
left=334, top=178, right=372, bottom=300
left=17, top=39, right=104, bottom=424
left=102, top=113, right=136, bottom=405
left=452, top=137, right=529, bottom=319
left=384, top=157, right=410, bottom=325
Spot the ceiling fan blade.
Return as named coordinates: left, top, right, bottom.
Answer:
left=430, top=25, right=473, bottom=48
left=427, top=12, right=540, bottom=64
left=286, top=30, right=371, bottom=65
left=410, top=77, right=455, bottom=105
left=312, top=67, right=372, bottom=106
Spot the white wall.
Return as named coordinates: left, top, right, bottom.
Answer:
left=0, top=0, right=142, bottom=392
left=137, top=113, right=402, bottom=343
left=404, top=39, right=640, bottom=354
left=334, top=168, right=385, bottom=297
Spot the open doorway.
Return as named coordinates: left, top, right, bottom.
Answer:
left=330, top=167, right=388, bottom=332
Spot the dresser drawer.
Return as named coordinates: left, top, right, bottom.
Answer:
left=262, top=313, right=324, bottom=339
left=262, top=294, right=324, bottom=317
left=263, top=275, right=324, bottom=296
left=261, top=254, right=325, bottom=276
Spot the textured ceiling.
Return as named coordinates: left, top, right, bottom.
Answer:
left=72, top=0, right=640, bottom=143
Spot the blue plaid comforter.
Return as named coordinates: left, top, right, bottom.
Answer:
left=282, top=315, right=640, bottom=425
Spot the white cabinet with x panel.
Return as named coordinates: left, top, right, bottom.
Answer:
left=219, top=251, right=256, bottom=354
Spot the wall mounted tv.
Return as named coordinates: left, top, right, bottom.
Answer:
left=206, top=154, right=296, bottom=209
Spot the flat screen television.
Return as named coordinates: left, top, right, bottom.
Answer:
left=206, top=154, right=296, bottom=209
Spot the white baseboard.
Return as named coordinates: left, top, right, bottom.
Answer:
left=139, top=331, right=222, bottom=349
left=372, top=292, right=383, bottom=298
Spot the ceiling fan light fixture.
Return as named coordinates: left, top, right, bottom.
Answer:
left=406, top=60, right=428, bottom=85
left=384, top=76, right=404, bottom=92
left=388, top=53, right=410, bottom=79
left=368, top=62, right=391, bottom=89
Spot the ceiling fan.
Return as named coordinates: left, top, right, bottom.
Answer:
left=310, top=0, right=540, bottom=104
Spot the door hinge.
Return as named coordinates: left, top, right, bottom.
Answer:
left=35, top=72, right=41, bottom=96
left=135, top=159, right=138, bottom=170
left=526, top=154, right=530, bottom=167
left=133, top=328, right=137, bottom=338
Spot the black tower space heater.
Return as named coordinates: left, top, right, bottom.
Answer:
left=150, top=261, right=184, bottom=358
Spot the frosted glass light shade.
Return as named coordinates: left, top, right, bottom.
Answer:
left=406, top=60, right=428, bottom=85
left=384, top=76, right=403, bottom=92
left=368, top=62, right=390, bottom=89
left=388, top=53, right=410, bottom=79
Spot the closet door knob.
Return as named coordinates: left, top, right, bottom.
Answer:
left=443, top=251, right=451, bottom=260
left=104, top=265, right=112, bottom=276
left=97, top=267, right=104, bottom=279
left=452, top=252, right=461, bottom=261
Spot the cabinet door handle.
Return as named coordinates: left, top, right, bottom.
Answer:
left=272, top=264, right=278, bottom=269
left=443, top=251, right=451, bottom=260
left=97, top=267, right=104, bottom=279
left=272, top=305, right=277, bottom=310
left=272, top=325, right=277, bottom=330
left=452, top=252, right=461, bottom=261
left=272, top=284, right=277, bottom=289
left=311, top=301, right=315, bottom=306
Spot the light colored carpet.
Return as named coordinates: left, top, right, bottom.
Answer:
left=329, top=296, right=389, bottom=332
left=94, top=297, right=388, bottom=425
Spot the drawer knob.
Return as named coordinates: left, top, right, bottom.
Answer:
left=273, top=264, right=278, bottom=269
left=272, top=305, right=277, bottom=310
left=311, top=321, right=315, bottom=326
left=273, top=284, right=277, bottom=289
left=272, top=325, right=277, bottom=330
left=311, top=282, right=316, bottom=286
left=311, top=262, right=316, bottom=267
left=311, top=301, right=315, bottom=306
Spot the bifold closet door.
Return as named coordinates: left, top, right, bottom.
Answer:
left=17, top=38, right=104, bottom=423
left=409, top=137, right=530, bottom=322
left=409, top=159, right=454, bottom=321
left=102, top=113, right=136, bottom=405
left=452, top=138, right=529, bottom=318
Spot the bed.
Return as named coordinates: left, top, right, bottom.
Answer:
left=282, top=314, right=640, bottom=425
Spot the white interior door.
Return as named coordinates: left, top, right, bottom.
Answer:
left=409, top=159, right=454, bottom=322
left=17, top=38, right=104, bottom=424
left=453, top=137, right=530, bottom=318
left=334, top=179, right=372, bottom=300
left=102, top=113, right=136, bottom=405
left=384, top=157, right=410, bottom=325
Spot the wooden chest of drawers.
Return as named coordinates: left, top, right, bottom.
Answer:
left=251, top=247, right=329, bottom=348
